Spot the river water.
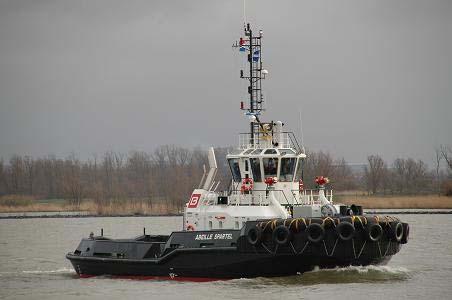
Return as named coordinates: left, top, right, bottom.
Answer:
left=1, top=215, right=451, bottom=300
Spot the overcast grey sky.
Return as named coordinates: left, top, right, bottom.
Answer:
left=0, top=0, right=451, bottom=166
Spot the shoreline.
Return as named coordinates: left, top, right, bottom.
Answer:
left=0, top=213, right=182, bottom=220
left=2, top=195, right=451, bottom=219
left=1, top=210, right=451, bottom=220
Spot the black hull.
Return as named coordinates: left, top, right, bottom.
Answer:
left=67, top=250, right=393, bottom=280
left=66, top=216, right=406, bottom=280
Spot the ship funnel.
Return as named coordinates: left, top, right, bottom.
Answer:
left=202, top=147, right=218, bottom=190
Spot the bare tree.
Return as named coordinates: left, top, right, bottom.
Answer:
left=63, top=156, right=83, bottom=207
left=331, top=158, right=357, bottom=191
left=23, top=156, right=35, bottom=195
left=303, top=150, right=334, bottom=189
left=9, top=155, right=24, bottom=194
left=393, top=158, right=406, bottom=194
left=440, top=145, right=452, bottom=171
left=435, top=148, right=443, bottom=196
left=405, top=158, right=428, bottom=194
left=0, top=159, right=6, bottom=196
left=364, top=155, right=387, bottom=194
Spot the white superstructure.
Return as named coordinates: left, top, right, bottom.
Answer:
left=183, top=24, right=339, bottom=231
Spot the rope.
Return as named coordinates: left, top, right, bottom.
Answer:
left=352, top=216, right=365, bottom=229
left=322, top=216, right=336, bottom=227
left=377, top=241, right=383, bottom=258
left=289, top=219, right=297, bottom=231
left=289, top=241, right=297, bottom=254
left=262, top=221, right=270, bottom=232
left=384, top=216, right=391, bottom=226
left=323, top=238, right=339, bottom=257
left=356, top=240, right=367, bottom=259
left=383, top=241, right=391, bottom=256
left=271, top=219, right=277, bottom=230
left=300, top=218, right=307, bottom=227
left=297, top=240, right=310, bottom=255
left=261, top=242, right=273, bottom=255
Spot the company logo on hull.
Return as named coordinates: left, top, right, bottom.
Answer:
left=188, top=194, right=201, bottom=208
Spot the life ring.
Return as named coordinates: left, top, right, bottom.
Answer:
left=307, top=223, right=325, bottom=243
left=241, top=178, right=254, bottom=193
left=272, top=225, right=292, bottom=245
left=247, top=226, right=262, bottom=245
left=366, top=223, right=383, bottom=242
left=186, top=224, right=195, bottom=231
left=336, top=222, right=355, bottom=241
left=298, top=179, right=304, bottom=192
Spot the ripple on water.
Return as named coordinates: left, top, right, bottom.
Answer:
left=22, top=267, right=76, bottom=275
left=222, top=265, right=411, bottom=288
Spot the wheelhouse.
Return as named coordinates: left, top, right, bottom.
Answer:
left=226, top=147, right=305, bottom=184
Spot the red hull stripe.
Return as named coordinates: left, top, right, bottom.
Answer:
left=78, top=274, right=228, bottom=282
left=79, top=274, right=96, bottom=278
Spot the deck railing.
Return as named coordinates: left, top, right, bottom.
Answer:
left=297, top=189, right=334, bottom=205
left=203, top=185, right=333, bottom=207
left=238, top=132, right=302, bottom=153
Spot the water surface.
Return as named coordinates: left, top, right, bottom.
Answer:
left=1, top=215, right=451, bottom=299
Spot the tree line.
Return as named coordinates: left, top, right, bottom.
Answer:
left=363, top=145, right=452, bottom=196
left=0, top=146, right=230, bottom=211
left=0, top=145, right=451, bottom=209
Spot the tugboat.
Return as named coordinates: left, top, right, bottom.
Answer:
left=66, top=23, right=409, bottom=280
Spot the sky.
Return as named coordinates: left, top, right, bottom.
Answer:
left=0, top=0, right=451, bottom=166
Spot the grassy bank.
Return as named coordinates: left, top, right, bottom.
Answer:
left=1, top=194, right=452, bottom=214
left=0, top=196, right=176, bottom=215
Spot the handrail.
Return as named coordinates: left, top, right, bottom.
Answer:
left=237, top=131, right=301, bottom=150
left=228, top=189, right=299, bottom=207
left=287, top=132, right=302, bottom=154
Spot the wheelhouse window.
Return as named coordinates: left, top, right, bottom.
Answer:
left=264, top=149, right=277, bottom=155
left=294, top=158, right=304, bottom=181
left=228, top=158, right=241, bottom=182
left=250, top=158, right=262, bottom=182
left=251, top=149, right=263, bottom=155
left=280, top=158, right=296, bottom=182
left=280, top=149, right=296, bottom=156
left=263, top=157, right=278, bottom=178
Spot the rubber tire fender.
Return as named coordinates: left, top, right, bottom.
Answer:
left=247, top=226, right=263, bottom=246
left=336, top=221, right=355, bottom=241
left=306, top=223, right=325, bottom=243
left=391, top=222, right=404, bottom=242
left=401, top=223, right=409, bottom=244
left=366, top=223, right=383, bottom=242
left=272, top=225, right=292, bottom=245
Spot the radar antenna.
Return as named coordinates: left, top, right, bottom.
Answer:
left=233, top=23, right=267, bottom=146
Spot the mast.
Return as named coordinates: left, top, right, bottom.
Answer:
left=233, top=23, right=266, bottom=147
